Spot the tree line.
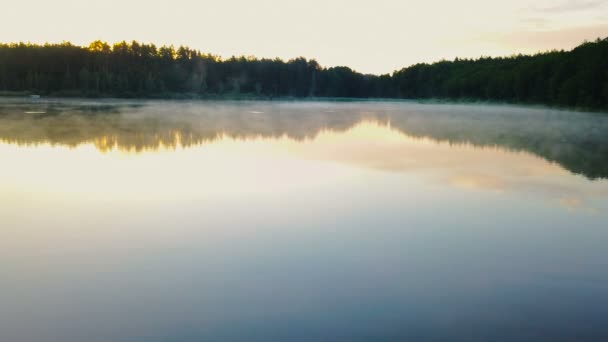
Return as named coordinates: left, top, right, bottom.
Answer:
left=0, top=38, right=606, bottom=109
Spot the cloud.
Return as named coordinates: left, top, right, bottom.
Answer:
left=528, top=0, right=607, bottom=13
left=484, top=24, right=608, bottom=52
left=519, top=17, right=552, bottom=29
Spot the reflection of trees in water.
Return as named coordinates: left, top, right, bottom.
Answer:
left=0, top=100, right=607, bottom=179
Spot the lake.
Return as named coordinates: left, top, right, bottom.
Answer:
left=1, top=99, right=608, bottom=342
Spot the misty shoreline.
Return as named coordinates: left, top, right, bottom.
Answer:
left=1, top=93, right=605, bottom=114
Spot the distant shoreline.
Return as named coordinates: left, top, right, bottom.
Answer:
left=1, top=38, right=607, bottom=111
left=1, top=92, right=605, bottom=114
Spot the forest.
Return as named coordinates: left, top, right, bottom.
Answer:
left=0, top=38, right=607, bottom=109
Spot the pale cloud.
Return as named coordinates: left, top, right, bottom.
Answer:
left=527, top=0, right=607, bottom=13
left=519, top=17, right=552, bottom=28
left=482, top=24, right=608, bottom=52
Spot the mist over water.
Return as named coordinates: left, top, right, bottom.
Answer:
left=1, top=99, right=608, bottom=342
left=1, top=98, right=606, bottom=178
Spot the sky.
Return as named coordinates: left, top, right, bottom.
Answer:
left=1, top=0, right=606, bottom=74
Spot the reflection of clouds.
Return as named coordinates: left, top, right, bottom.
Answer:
left=559, top=196, right=583, bottom=210
left=282, top=121, right=608, bottom=213
left=558, top=196, right=602, bottom=214
left=449, top=174, right=506, bottom=192
left=1, top=117, right=608, bottom=213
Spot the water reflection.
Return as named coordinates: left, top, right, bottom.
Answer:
left=1, top=102, right=607, bottom=215
left=2, top=99, right=608, bottom=342
left=0, top=99, right=607, bottom=178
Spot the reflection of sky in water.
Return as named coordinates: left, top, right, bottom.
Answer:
left=1, top=100, right=608, bottom=342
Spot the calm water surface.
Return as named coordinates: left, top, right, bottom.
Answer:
left=1, top=99, right=608, bottom=341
